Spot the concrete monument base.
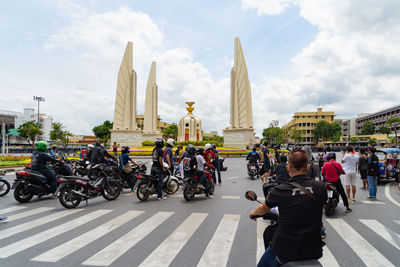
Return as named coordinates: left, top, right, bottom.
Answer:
left=141, top=133, right=163, bottom=143
left=110, top=130, right=143, bottom=147
left=223, top=128, right=255, bottom=149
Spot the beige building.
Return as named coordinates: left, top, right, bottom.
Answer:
left=178, top=102, right=203, bottom=142
left=285, top=108, right=335, bottom=145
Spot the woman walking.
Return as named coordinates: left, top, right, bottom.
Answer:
left=358, top=148, right=369, bottom=190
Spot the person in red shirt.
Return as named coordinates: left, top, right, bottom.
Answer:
left=321, top=153, right=352, bottom=213
left=203, top=143, right=216, bottom=183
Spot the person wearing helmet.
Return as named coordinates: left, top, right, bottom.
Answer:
left=88, top=142, right=105, bottom=164
left=31, top=141, right=60, bottom=195
left=367, top=147, right=379, bottom=200
left=152, top=138, right=167, bottom=200
left=101, top=144, right=116, bottom=161
left=119, top=146, right=141, bottom=191
left=182, top=146, right=197, bottom=178
left=49, top=145, right=58, bottom=158
left=164, top=138, right=175, bottom=174
left=212, top=144, right=222, bottom=185
left=195, top=147, right=213, bottom=198
left=203, top=143, right=216, bottom=183
left=246, top=147, right=261, bottom=177
left=321, top=152, right=352, bottom=213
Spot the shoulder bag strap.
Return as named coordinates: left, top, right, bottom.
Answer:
left=289, top=181, right=323, bottom=206
left=330, top=161, right=341, bottom=176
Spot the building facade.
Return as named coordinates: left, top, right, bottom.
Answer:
left=135, top=115, right=171, bottom=132
left=285, top=108, right=335, bottom=145
left=335, top=118, right=357, bottom=137
left=356, top=105, right=400, bottom=135
left=14, top=108, right=53, bottom=141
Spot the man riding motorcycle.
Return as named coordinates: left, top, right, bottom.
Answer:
left=88, top=142, right=105, bottom=164
left=196, top=147, right=214, bottom=198
left=31, top=141, right=60, bottom=196
left=246, top=147, right=261, bottom=177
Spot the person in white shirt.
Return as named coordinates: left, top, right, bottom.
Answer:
left=341, top=147, right=359, bottom=202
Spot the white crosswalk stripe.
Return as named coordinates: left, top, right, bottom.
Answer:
left=7, top=207, right=54, bottom=222
left=319, top=246, right=340, bottom=267
left=0, top=206, right=27, bottom=214
left=197, top=214, right=241, bottom=267
left=139, top=213, right=208, bottom=267
left=0, top=209, right=112, bottom=258
left=326, top=218, right=395, bottom=267
left=359, top=219, right=400, bottom=251
left=82, top=211, right=174, bottom=266
left=31, top=211, right=143, bottom=263
left=0, top=209, right=82, bottom=240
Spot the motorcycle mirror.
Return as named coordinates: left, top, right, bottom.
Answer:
left=245, top=191, right=258, bottom=201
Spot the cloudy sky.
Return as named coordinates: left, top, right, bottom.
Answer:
left=1, top=0, right=399, bottom=136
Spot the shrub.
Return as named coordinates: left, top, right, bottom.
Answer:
left=142, top=140, right=156, bottom=146
left=176, top=141, right=223, bottom=147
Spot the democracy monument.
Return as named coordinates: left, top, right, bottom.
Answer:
left=110, top=38, right=254, bottom=148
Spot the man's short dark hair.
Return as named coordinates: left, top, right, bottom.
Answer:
left=288, top=149, right=308, bottom=172
left=346, top=146, right=353, bottom=152
left=264, top=142, right=269, bottom=146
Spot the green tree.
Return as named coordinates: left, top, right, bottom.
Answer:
left=161, top=123, right=178, bottom=140
left=349, top=136, right=359, bottom=143
left=378, top=126, right=390, bottom=135
left=92, top=120, right=113, bottom=144
left=17, top=121, right=42, bottom=146
left=203, top=134, right=224, bottom=143
left=369, top=138, right=377, bottom=145
left=262, top=120, right=284, bottom=144
left=360, top=121, right=375, bottom=135
left=50, top=122, right=72, bottom=148
left=291, top=128, right=304, bottom=143
left=387, top=117, right=400, bottom=145
left=314, top=121, right=331, bottom=141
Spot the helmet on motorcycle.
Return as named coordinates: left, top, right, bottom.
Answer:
left=197, top=147, right=205, bottom=155
left=122, top=146, right=130, bottom=153
left=51, top=145, right=57, bottom=149
left=187, top=146, right=196, bottom=155
left=211, top=143, right=216, bottom=149
left=167, top=138, right=175, bottom=147
left=186, top=144, right=194, bottom=151
left=88, top=144, right=94, bottom=149
left=326, top=152, right=336, bottom=161
left=205, top=143, right=212, bottom=150
left=155, top=138, right=164, bottom=148
left=369, top=147, right=376, bottom=153
left=36, top=141, right=48, bottom=152
left=252, top=147, right=256, bottom=152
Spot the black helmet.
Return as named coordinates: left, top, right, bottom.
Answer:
left=211, top=143, right=216, bottom=149
left=252, top=147, right=256, bottom=152
left=155, top=138, right=164, bottom=148
left=122, top=146, right=130, bottom=153
left=369, top=147, right=376, bottom=153
left=197, top=147, right=205, bottom=155
left=187, top=146, right=196, bottom=155
left=327, top=152, right=336, bottom=161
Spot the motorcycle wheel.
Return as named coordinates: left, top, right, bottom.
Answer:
left=103, top=180, right=121, bottom=201
left=165, top=180, right=179, bottom=194
left=325, top=202, right=334, bottom=216
left=209, top=182, right=215, bottom=195
left=183, top=185, right=195, bottom=201
left=59, top=184, right=82, bottom=209
left=14, top=184, right=34, bottom=203
left=0, top=179, right=11, bottom=197
left=136, top=183, right=150, bottom=201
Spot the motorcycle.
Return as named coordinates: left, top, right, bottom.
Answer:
left=0, top=171, right=11, bottom=197
left=117, top=164, right=147, bottom=190
left=56, top=173, right=121, bottom=209
left=245, top=190, right=321, bottom=267
left=87, top=159, right=118, bottom=180
left=183, top=166, right=215, bottom=201
left=324, top=182, right=339, bottom=216
left=136, top=163, right=180, bottom=201
left=247, top=162, right=259, bottom=179
left=72, top=159, right=91, bottom=177
left=12, top=161, right=73, bottom=203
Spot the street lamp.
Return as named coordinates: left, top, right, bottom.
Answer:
left=33, top=96, right=45, bottom=141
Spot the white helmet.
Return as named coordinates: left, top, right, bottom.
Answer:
left=205, top=143, right=212, bottom=150
left=167, top=138, right=175, bottom=147
left=88, top=144, right=94, bottom=149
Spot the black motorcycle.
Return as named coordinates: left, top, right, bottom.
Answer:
left=0, top=171, right=11, bottom=197
left=247, top=162, right=258, bottom=179
left=324, top=182, right=339, bottom=216
left=72, top=159, right=91, bottom=177
left=12, top=161, right=73, bottom=203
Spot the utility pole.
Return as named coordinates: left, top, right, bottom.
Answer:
left=33, top=96, right=45, bottom=141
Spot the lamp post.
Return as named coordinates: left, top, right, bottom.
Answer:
left=33, top=96, right=45, bottom=141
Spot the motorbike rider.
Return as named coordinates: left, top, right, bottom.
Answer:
left=272, top=155, right=290, bottom=184
left=164, top=138, right=175, bottom=174
left=31, top=141, right=60, bottom=196
left=88, top=142, right=105, bottom=164
left=119, top=146, right=141, bottom=191
left=204, top=143, right=216, bottom=183
left=152, top=138, right=167, bottom=200
left=250, top=149, right=328, bottom=266
left=101, top=144, right=116, bottom=161
left=49, top=145, right=57, bottom=158
left=262, top=142, right=272, bottom=180
left=196, top=147, right=214, bottom=198
left=246, top=147, right=261, bottom=176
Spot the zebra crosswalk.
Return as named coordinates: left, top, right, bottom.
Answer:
left=0, top=206, right=398, bottom=266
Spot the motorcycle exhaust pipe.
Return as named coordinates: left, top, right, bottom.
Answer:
left=72, top=190, right=88, bottom=198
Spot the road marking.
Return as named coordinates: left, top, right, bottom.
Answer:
left=82, top=211, right=174, bottom=266
left=221, top=196, right=241, bottom=199
left=256, top=219, right=269, bottom=263
left=122, top=192, right=136, bottom=196
left=362, top=200, right=385, bottom=205
left=0, top=209, right=82, bottom=240
left=359, top=219, right=400, bottom=251
left=197, top=214, right=241, bottom=267
left=319, top=246, right=340, bottom=267
left=327, top=218, right=394, bottom=267
left=0, top=209, right=111, bottom=258
left=385, top=183, right=400, bottom=207
left=139, top=213, right=208, bottom=267
left=7, top=207, right=54, bottom=222
left=0, top=206, right=27, bottom=214
left=169, top=194, right=183, bottom=198
left=32, top=211, right=143, bottom=262
left=227, top=176, right=239, bottom=180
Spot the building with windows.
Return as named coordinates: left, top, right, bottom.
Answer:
left=284, top=108, right=335, bottom=145
left=356, top=105, right=400, bottom=135
left=335, top=118, right=357, bottom=137
left=14, top=108, right=53, bottom=141
left=135, top=115, right=171, bottom=132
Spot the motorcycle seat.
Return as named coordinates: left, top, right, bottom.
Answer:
left=59, top=175, right=89, bottom=181
left=29, top=170, right=47, bottom=179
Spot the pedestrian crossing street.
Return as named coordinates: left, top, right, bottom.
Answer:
left=0, top=205, right=399, bottom=267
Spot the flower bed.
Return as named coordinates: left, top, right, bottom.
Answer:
left=0, top=161, right=27, bottom=167
left=0, top=155, right=31, bottom=162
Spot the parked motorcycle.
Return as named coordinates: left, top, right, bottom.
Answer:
left=247, top=162, right=258, bottom=179
left=0, top=171, right=11, bottom=197
left=183, top=167, right=215, bottom=201
left=72, top=159, right=91, bottom=177
left=324, top=182, right=339, bottom=216
left=136, top=163, right=180, bottom=201
left=12, top=161, right=73, bottom=203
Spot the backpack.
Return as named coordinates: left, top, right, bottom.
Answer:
left=183, top=155, right=196, bottom=175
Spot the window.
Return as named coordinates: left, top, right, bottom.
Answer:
left=322, top=116, right=325, bottom=119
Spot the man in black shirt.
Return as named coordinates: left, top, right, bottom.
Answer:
left=250, top=149, right=327, bottom=266
left=152, top=138, right=167, bottom=200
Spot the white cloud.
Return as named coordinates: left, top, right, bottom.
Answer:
left=241, top=0, right=297, bottom=15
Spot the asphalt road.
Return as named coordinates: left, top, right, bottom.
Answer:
left=0, top=158, right=399, bottom=267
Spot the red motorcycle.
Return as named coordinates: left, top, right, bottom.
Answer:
left=183, top=166, right=215, bottom=201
